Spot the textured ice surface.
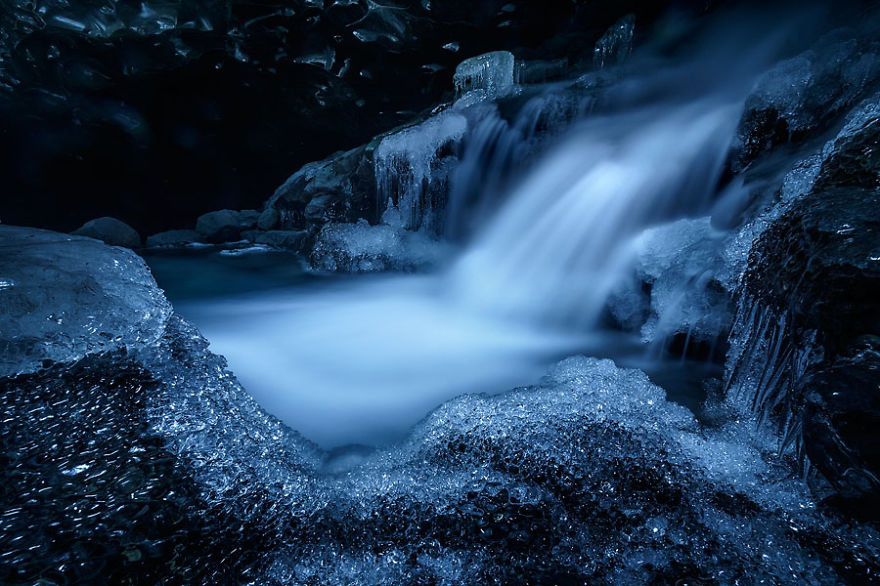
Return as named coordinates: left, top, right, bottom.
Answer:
left=0, top=225, right=171, bottom=378
left=2, top=229, right=878, bottom=582
left=311, top=219, right=448, bottom=272
left=631, top=218, right=732, bottom=345
left=743, top=34, right=880, bottom=135
left=724, top=94, right=880, bottom=292
left=453, top=51, right=516, bottom=100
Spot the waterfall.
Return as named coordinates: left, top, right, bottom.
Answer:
left=448, top=101, right=739, bottom=329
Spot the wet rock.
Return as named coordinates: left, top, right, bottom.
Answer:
left=730, top=98, right=880, bottom=507
left=593, top=13, right=635, bottom=69
left=266, top=146, right=377, bottom=230
left=744, top=112, right=880, bottom=355
left=257, top=208, right=280, bottom=231
left=195, top=209, right=255, bottom=243
left=731, top=31, right=880, bottom=170
left=800, top=346, right=880, bottom=508
left=253, top=230, right=310, bottom=251
left=145, top=229, right=202, bottom=247
left=71, top=216, right=142, bottom=249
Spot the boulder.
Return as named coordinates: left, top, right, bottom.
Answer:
left=265, top=146, right=377, bottom=230
left=195, top=209, right=253, bottom=243
left=71, top=216, right=141, bottom=249
left=800, top=345, right=880, bottom=509
left=0, top=225, right=171, bottom=378
left=730, top=98, right=880, bottom=507
left=253, top=230, right=310, bottom=251
left=731, top=34, right=880, bottom=170
left=256, top=208, right=280, bottom=230
left=145, top=229, right=202, bottom=247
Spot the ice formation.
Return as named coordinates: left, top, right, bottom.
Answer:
left=608, top=218, right=732, bottom=352
left=310, top=219, right=448, bottom=272
left=453, top=51, right=516, bottom=100
left=374, top=111, right=468, bottom=233
left=0, top=226, right=171, bottom=378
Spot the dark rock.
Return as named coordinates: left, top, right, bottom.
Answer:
left=238, top=210, right=261, bottom=229
left=731, top=32, right=880, bottom=170
left=253, top=230, right=310, bottom=251
left=71, top=216, right=141, bottom=249
left=800, top=347, right=880, bottom=507
left=266, top=146, right=378, bottom=230
left=145, top=229, right=202, bottom=247
left=256, top=208, right=280, bottom=231
left=195, top=209, right=253, bottom=243
left=733, top=100, right=880, bottom=507
left=744, top=114, right=880, bottom=356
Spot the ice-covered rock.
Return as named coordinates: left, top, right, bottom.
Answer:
left=724, top=96, right=880, bottom=507
left=733, top=29, right=880, bottom=168
left=453, top=51, right=516, bottom=100
left=72, top=216, right=142, bottom=249
left=593, top=14, right=635, bottom=69
left=636, top=218, right=731, bottom=347
left=311, top=219, right=447, bottom=272
left=264, top=356, right=877, bottom=583
left=605, top=218, right=732, bottom=359
left=375, top=111, right=468, bottom=233
left=0, top=225, right=171, bottom=378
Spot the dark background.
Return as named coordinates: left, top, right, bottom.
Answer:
left=0, top=0, right=736, bottom=235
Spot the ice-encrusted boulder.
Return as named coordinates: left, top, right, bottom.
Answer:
left=311, top=219, right=447, bottom=272
left=725, top=97, right=880, bottom=507
left=72, top=216, right=142, bottom=249
left=732, top=28, right=880, bottom=169
left=0, top=225, right=171, bottom=378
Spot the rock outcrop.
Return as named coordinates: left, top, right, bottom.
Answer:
left=71, top=216, right=142, bottom=249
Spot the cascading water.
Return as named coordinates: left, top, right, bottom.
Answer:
left=449, top=101, right=738, bottom=329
